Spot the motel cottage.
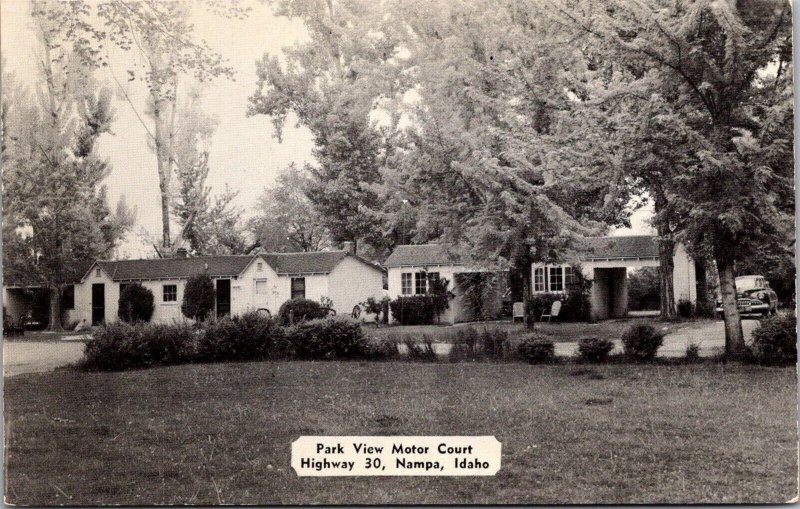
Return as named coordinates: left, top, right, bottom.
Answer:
left=386, top=235, right=697, bottom=323
left=4, top=235, right=696, bottom=328
left=3, top=247, right=385, bottom=327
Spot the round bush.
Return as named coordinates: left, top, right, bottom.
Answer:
left=197, top=312, right=289, bottom=362
left=677, top=299, right=695, bottom=319
left=750, top=314, right=796, bottom=366
left=182, top=273, right=216, bottom=322
left=285, top=317, right=370, bottom=360
left=117, top=283, right=155, bottom=323
left=83, top=322, right=196, bottom=370
left=577, top=337, right=614, bottom=362
left=621, top=324, right=664, bottom=361
left=277, top=298, right=327, bottom=326
left=518, top=333, right=555, bottom=364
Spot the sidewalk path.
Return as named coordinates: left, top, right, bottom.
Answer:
left=554, top=319, right=760, bottom=358
left=3, top=341, right=86, bottom=377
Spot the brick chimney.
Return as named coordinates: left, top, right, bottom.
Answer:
left=176, top=247, right=188, bottom=258
left=342, top=241, right=355, bottom=255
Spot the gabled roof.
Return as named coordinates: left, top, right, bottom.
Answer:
left=87, top=255, right=255, bottom=282
left=579, top=235, right=659, bottom=260
left=384, top=244, right=461, bottom=268
left=4, top=261, right=94, bottom=288
left=259, top=250, right=383, bottom=275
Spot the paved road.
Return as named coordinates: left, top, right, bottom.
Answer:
left=3, top=341, right=86, bottom=377
left=554, top=319, right=760, bottom=358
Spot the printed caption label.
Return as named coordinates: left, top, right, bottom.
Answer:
left=291, top=436, right=501, bottom=476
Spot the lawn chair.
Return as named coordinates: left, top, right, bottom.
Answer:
left=541, top=300, right=562, bottom=322
left=512, top=302, right=525, bottom=323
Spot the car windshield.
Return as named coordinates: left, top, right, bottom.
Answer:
left=736, top=278, right=761, bottom=291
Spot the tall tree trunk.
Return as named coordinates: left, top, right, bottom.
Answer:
left=654, top=191, right=675, bottom=318
left=511, top=242, right=533, bottom=327
left=47, top=287, right=63, bottom=331
left=716, top=255, right=745, bottom=358
left=695, top=258, right=709, bottom=313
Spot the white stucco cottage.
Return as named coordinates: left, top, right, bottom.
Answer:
left=384, top=244, right=507, bottom=324
left=5, top=248, right=385, bottom=327
left=530, top=235, right=697, bottom=320
left=385, top=235, right=697, bottom=323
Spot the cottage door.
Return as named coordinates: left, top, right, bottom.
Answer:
left=216, top=279, right=231, bottom=318
left=91, top=284, right=105, bottom=325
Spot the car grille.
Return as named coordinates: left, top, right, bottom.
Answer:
left=737, top=298, right=751, bottom=309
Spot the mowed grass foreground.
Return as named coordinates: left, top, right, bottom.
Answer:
left=5, top=362, right=797, bottom=504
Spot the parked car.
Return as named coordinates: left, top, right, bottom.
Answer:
left=715, top=275, right=778, bottom=318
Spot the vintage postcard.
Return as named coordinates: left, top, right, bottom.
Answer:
left=2, top=0, right=797, bottom=505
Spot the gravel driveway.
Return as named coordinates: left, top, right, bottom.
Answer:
left=3, top=341, right=86, bottom=377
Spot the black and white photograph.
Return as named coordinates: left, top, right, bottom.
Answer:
left=1, top=0, right=797, bottom=504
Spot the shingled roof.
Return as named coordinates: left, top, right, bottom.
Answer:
left=4, top=261, right=95, bottom=288
left=90, top=255, right=255, bottom=281
left=578, top=236, right=659, bottom=260
left=384, top=244, right=461, bottom=267
left=259, top=251, right=383, bottom=275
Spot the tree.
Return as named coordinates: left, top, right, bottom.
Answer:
left=171, top=89, right=247, bottom=255
left=118, top=283, right=155, bottom=322
left=45, top=0, right=244, bottom=249
left=254, top=1, right=630, bottom=320
left=248, top=164, right=330, bottom=252
left=249, top=0, right=405, bottom=257
left=181, top=273, right=215, bottom=322
left=2, top=3, right=134, bottom=330
left=553, top=0, right=793, bottom=357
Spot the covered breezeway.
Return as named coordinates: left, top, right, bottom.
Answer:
left=531, top=236, right=698, bottom=321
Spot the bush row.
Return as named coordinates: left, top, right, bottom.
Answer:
left=84, top=312, right=797, bottom=371
left=83, top=313, right=370, bottom=371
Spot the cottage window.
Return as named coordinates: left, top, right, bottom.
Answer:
left=291, top=277, right=306, bottom=299
left=119, top=283, right=130, bottom=296
left=61, top=285, right=75, bottom=310
left=428, top=272, right=440, bottom=290
left=415, top=272, right=427, bottom=295
left=255, top=280, right=267, bottom=295
left=564, top=266, right=575, bottom=287
left=534, top=268, right=546, bottom=292
left=163, top=284, right=177, bottom=302
left=256, top=262, right=263, bottom=272
left=401, top=273, right=412, bottom=295
left=95, top=268, right=101, bottom=277
left=549, top=267, right=564, bottom=292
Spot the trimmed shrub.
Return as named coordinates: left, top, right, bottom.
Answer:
left=685, top=343, right=701, bottom=362
left=577, top=337, right=614, bottom=362
left=182, top=273, right=215, bottom=322
left=83, top=321, right=196, bottom=370
left=277, top=298, right=328, bottom=326
left=677, top=299, right=695, bottom=319
left=197, top=312, right=288, bottom=362
left=404, top=334, right=438, bottom=361
left=389, top=296, right=437, bottom=325
left=518, top=333, right=555, bottom=364
left=621, top=324, right=664, bottom=361
left=481, top=328, right=510, bottom=359
left=286, top=317, right=370, bottom=360
left=366, top=336, right=401, bottom=360
left=118, top=282, right=155, bottom=323
left=750, top=314, right=797, bottom=366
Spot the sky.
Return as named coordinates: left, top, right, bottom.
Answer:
left=1, top=0, right=653, bottom=259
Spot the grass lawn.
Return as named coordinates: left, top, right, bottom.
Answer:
left=365, top=317, right=716, bottom=344
left=5, top=361, right=796, bottom=504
